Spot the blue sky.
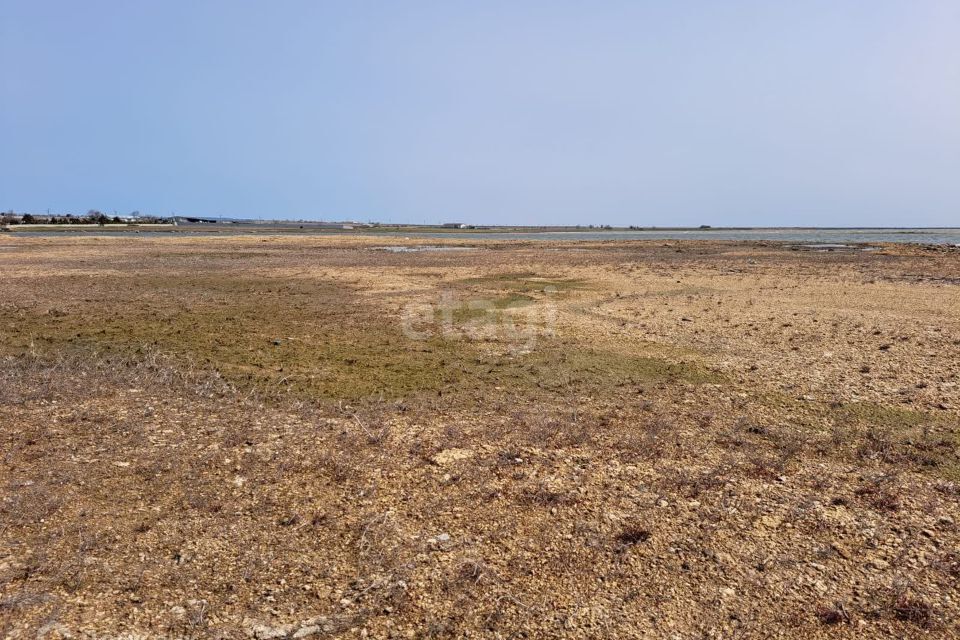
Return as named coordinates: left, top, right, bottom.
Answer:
left=2, top=1, right=958, bottom=226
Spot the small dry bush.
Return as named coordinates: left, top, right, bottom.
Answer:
left=891, top=592, right=934, bottom=628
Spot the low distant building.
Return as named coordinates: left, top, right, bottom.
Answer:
left=442, top=222, right=468, bottom=228
left=175, top=216, right=219, bottom=224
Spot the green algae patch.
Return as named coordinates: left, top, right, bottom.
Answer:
left=829, top=401, right=930, bottom=429
left=2, top=270, right=721, bottom=404
left=1, top=274, right=477, bottom=401
left=436, top=293, right=536, bottom=324
left=470, top=339, right=724, bottom=394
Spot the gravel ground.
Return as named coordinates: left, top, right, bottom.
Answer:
left=1, top=235, right=958, bottom=638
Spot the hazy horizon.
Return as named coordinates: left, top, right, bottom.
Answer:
left=3, top=1, right=958, bottom=226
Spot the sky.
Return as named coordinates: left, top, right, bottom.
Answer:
left=2, top=1, right=958, bottom=226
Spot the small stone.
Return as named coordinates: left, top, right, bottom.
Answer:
left=937, top=515, right=955, bottom=527
left=869, top=558, right=890, bottom=570
left=294, top=626, right=321, bottom=639
left=436, top=533, right=451, bottom=543
left=657, top=499, right=669, bottom=508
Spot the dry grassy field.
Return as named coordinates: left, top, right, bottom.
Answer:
left=2, top=234, right=959, bottom=638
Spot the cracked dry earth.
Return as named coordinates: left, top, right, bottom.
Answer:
left=1, top=234, right=959, bottom=639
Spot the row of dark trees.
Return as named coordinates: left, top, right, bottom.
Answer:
left=2, top=210, right=167, bottom=226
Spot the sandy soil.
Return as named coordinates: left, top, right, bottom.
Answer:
left=1, top=235, right=958, bottom=638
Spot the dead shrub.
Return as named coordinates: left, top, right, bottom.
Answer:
left=694, top=411, right=714, bottom=428
left=1, top=482, right=62, bottom=526
left=745, top=452, right=781, bottom=480
left=892, top=593, right=933, bottom=627
left=857, top=427, right=902, bottom=464
left=614, top=525, right=652, bottom=553
left=933, top=551, right=960, bottom=578
left=449, top=557, right=495, bottom=589
left=495, top=449, right=524, bottom=467
left=613, top=415, right=673, bottom=460
left=815, top=602, right=850, bottom=625
left=667, top=463, right=731, bottom=498
left=518, top=482, right=578, bottom=507
left=854, top=475, right=902, bottom=512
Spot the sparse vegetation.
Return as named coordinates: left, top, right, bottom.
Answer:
left=1, top=235, right=958, bottom=638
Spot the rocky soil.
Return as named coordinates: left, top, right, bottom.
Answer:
left=1, top=235, right=958, bottom=638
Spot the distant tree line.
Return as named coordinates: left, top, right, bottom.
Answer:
left=1, top=210, right=170, bottom=226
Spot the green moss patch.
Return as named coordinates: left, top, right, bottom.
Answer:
left=2, top=271, right=720, bottom=404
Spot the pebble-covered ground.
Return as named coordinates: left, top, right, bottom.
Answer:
left=1, top=235, right=958, bottom=638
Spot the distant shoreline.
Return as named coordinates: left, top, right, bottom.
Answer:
left=3, top=223, right=959, bottom=234
left=4, top=223, right=960, bottom=246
